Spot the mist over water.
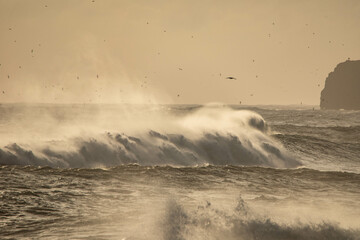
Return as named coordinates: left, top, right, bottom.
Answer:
left=0, top=104, right=300, bottom=168
left=0, top=104, right=359, bottom=239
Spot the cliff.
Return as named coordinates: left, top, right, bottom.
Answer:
left=320, top=60, right=360, bottom=110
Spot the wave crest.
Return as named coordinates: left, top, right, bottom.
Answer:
left=0, top=107, right=300, bottom=168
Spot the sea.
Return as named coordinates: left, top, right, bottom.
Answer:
left=0, top=103, right=359, bottom=240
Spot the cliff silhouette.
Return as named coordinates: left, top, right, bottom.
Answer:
left=320, top=60, right=360, bottom=110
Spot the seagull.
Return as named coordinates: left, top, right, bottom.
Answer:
left=226, top=76, right=236, bottom=80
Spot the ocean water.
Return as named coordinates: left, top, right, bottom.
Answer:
left=0, top=104, right=359, bottom=239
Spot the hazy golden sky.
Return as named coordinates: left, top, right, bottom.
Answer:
left=0, top=0, right=359, bottom=105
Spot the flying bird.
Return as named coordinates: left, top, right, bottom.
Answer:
left=226, top=76, right=236, bottom=80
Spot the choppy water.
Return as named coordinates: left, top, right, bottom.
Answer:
left=0, top=104, right=359, bottom=239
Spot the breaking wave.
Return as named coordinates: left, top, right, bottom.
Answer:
left=0, top=106, right=300, bottom=168
left=162, top=198, right=360, bottom=240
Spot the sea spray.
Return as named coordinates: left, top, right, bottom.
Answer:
left=0, top=106, right=300, bottom=168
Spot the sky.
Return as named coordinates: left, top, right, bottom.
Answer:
left=0, top=0, right=359, bottom=105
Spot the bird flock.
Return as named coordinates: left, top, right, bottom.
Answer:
left=0, top=5, right=350, bottom=104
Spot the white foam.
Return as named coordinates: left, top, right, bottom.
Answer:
left=0, top=105, right=301, bottom=168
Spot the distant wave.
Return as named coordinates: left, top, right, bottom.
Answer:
left=272, top=131, right=360, bottom=161
left=0, top=107, right=300, bottom=168
left=271, top=124, right=360, bottom=134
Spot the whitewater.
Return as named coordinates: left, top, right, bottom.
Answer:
left=0, top=103, right=359, bottom=239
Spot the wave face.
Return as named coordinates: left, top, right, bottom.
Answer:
left=0, top=105, right=300, bottom=168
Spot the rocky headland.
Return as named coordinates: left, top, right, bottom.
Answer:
left=320, top=60, right=360, bottom=110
